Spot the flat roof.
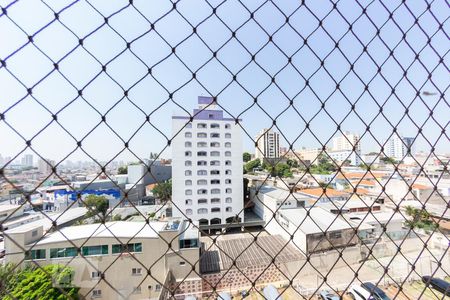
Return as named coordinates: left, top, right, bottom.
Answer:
left=279, top=207, right=355, bottom=234
left=0, top=204, right=22, bottom=213
left=257, top=186, right=311, bottom=202
left=345, top=210, right=406, bottom=225
left=5, top=207, right=88, bottom=233
left=33, top=221, right=167, bottom=245
left=297, top=188, right=349, bottom=198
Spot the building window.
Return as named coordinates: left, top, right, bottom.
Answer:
left=226, top=207, right=232, bottom=212
left=210, top=151, right=220, bottom=157
left=211, top=198, right=220, bottom=204
left=225, top=197, right=232, bottom=203
left=210, top=123, right=220, bottom=129
left=92, top=289, right=102, bottom=298
left=186, top=209, right=193, bottom=215
left=50, top=247, right=77, bottom=258
left=32, top=230, right=38, bottom=237
left=186, top=123, right=192, bottom=128
left=225, top=142, right=231, bottom=148
left=197, top=189, right=208, bottom=195
left=198, top=198, right=207, bottom=204
left=225, top=151, right=231, bottom=157
left=185, top=132, right=192, bottom=138
left=197, top=170, right=207, bottom=175
left=185, top=170, right=192, bottom=176
left=185, top=151, right=192, bottom=157
left=211, top=188, right=220, bottom=194
left=225, top=160, right=231, bottom=166
left=198, top=208, right=208, bottom=214
left=26, top=249, right=46, bottom=260
left=82, top=245, right=108, bottom=256
left=210, top=160, right=220, bottom=166
left=330, top=231, right=342, bottom=239
left=225, top=179, right=231, bottom=184
left=210, top=142, right=220, bottom=147
left=225, top=170, right=232, bottom=175
left=91, top=271, right=101, bottom=279
left=112, top=243, right=142, bottom=254
left=197, top=179, right=207, bottom=185
left=211, top=179, right=220, bottom=184
left=185, top=180, right=192, bottom=186
left=131, top=268, right=142, bottom=276
left=185, top=141, right=192, bottom=147
left=155, top=285, right=161, bottom=292
left=225, top=133, right=231, bottom=138
left=225, top=124, right=231, bottom=129
left=211, top=207, right=221, bottom=213
left=197, top=160, right=207, bottom=166
left=211, top=170, right=220, bottom=175
left=211, top=133, right=220, bottom=138
left=226, top=188, right=232, bottom=194
left=197, top=123, right=207, bottom=128
left=197, top=132, right=207, bottom=138
left=197, top=151, right=207, bottom=157
left=179, top=261, right=186, bottom=266
left=197, top=142, right=207, bottom=148
left=185, top=161, right=192, bottom=166
left=185, top=199, right=192, bottom=205
left=185, top=189, right=192, bottom=195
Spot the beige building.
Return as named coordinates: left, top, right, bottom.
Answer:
left=296, top=147, right=323, bottom=165
left=255, top=128, right=280, bottom=160
left=331, top=131, right=361, bottom=152
left=5, top=219, right=200, bottom=299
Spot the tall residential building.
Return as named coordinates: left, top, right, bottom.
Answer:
left=296, top=147, right=323, bottom=165
left=21, top=154, right=33, bottom=167
left=332, top=131, right=361, bottom=152
left=385, top=134, right=415, bottom=161
left=38, top=158, right=55, bottom=175
left=172, top=96, right=244, bottom=225
left=255, top=129, right=280, bottom=160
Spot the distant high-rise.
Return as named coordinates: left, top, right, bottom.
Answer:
left=385, top=134, right=415, bottom=161
left=255, top=128, right=280, bottom=160
left=332, top=131, right=361, bottom=152
left=38, top=158, right=54, bottom=175
left=172, top=96, right=244, bottom=225
left=21, top=154, right=33, bottom=167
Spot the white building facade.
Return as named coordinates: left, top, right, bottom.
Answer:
left=172, top=96, right=244, bottom=225
left=385, top=134, right=415, bottom=161
left=255, top=128, right=280, bottom=160
left=332, top=131, right=361, bottom=152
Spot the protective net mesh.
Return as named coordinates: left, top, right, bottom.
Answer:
left=0, top=0, right=449, bottom=299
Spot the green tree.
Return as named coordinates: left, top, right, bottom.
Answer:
left=0, top=263, right=18, bottom=298
left=117, top=166, right=128, bottom=175
left=243, top=152, right=252, bottom=162
left=381, top=156, right=397, bottom=164
left=275, top=163, right=293, bottom=178
left=3, top=265, right=79, bottom=300
left=286, top=159, right=299, bottom=168
left=83, top=195, right=109, bottom=220
left=152, top=180, right=172, bottom=203
left=244, top=159, right=261, bottom=173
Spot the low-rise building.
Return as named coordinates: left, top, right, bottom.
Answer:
left=265, top=207, right=359, bottom=255
left=296, top=188, right=349, bottom=203
left=5, top=219, right=200, bottom=300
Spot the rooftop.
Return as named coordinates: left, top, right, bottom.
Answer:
left=279, top=207, right=355, bottom=234
left=32, top=221, right=167, bottom=245
left=0, top=204, right=22, bottom=213
left=297, top=188, right=348, bottom=198
left=257, top=185, right=311, bottom=203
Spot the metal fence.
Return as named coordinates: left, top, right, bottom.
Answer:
left=0, top=0, right=449, bottom=299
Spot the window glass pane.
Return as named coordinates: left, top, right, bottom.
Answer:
left=135, top=243, right=142, bottom=252
left=102, top=245, right=108, bottom=254
left=112, top=244, right=121, bottom=254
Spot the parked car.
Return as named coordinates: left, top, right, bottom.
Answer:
left=241, top=290, right=250, bottom=298
left=347, top=284, right=375, bottom=300
left=422, top=276, right=450, bottom=296
left=319, top=290, right=340, bottom=300
left=361, top=282, right=391, bottom=300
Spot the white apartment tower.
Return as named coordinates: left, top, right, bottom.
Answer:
left=255, top=128, right=280, bottom=160
left=332, top=131, right=361, bottom=152
left=385, top=134, right=415, bottom=161
left=172, top=96, right=244, bottom=225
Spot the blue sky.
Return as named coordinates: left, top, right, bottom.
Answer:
left=0, top=0, right=448, bottom=164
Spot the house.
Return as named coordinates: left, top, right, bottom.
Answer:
left=296, top=188, right=349, bottom=203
